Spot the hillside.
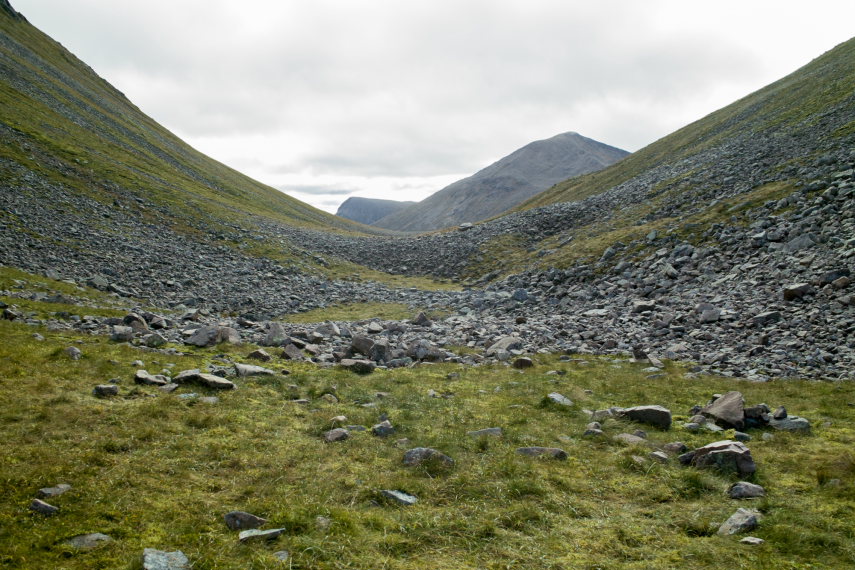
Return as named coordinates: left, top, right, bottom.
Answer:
left=336, top=196, right=416, bottom=225
left=372, top=132, right=628, bottom=232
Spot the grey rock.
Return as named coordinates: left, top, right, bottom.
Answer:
left=93, top=384, right=119, bottom=397
left=173, top=370, right=235, bottom=390
left=371, top=420, right=395, bottom=437
left=64, top=346, right=82, bottom=360
left=740, top=536, right=765, bottom=545
left=30, top=499, right=59, bottom=515
left=246, top=349, right=272, bottom=362
left=769, top=415, right=811, bottom=432
left=402, top=447, right=454, bottom=468
left=142, top=548, right=189, bottom=570
left=467, top=427, right=503, bottom=437
left=702, top=391, right=745, bottom=430
left=380, top=489, right=419, bottom=505
left=512, top=357, right=534, bottom=369
left=613, top=433, right=647, bottom=446
left=718, top=508, right=762, bottom=536
left=339, top=358, right=375, bottom=374
left=729, top=481, right=766, bottom=499
left=134, top=370, right=168, bottom=386
left=234, top=363, right=275, bottom=377
left=783, top=282, right=814, bottom=301
left=516, top=447, right=568, bottom=460
left=323, top=428, right=349, bottom=443
left=691, top=440, right=756, bottom=476
left=546, top=392, right=573, bottom=406
left=486, top=336, right=523, bottom=356
left=224, top=511, right=267, bottom=530
left=617, top=405, right=672, bottom=429
left=111, top=325, right=135, bottom=342
left=238, top=528, right=286, bottom=543
left=38, top=483, right=71, bottom=498
left=65, top=533, right=113, bottom=550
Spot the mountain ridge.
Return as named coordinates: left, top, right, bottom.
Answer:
left=336, top=196, right=416, bottom=225
left=371, top=131, right=628, bottom=231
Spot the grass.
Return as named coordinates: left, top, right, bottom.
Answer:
left=1, top=314, right=853, bottom=569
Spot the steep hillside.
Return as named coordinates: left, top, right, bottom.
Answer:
left=372, top=132, right=627, bottom=231
left=336, top=196, right=416, bottom=225
left=0, top=4, right=381, bottom=266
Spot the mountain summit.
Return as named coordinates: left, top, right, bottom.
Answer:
left=371, top=132, right=628, bottom=232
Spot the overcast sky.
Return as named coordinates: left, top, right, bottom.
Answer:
left=12, top=1, right=855, bottom=213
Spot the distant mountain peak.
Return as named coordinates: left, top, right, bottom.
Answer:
left=336, top=196, right=416, bottom=225
left=371, top=131, right=628, bottom=232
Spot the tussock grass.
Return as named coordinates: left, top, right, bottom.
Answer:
left=0, top=316, right=853, bottom=568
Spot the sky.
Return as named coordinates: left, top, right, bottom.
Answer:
left=11, top=1, right=855, bottom=213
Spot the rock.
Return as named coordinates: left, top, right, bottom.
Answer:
left=783, top=282, right=814, bottom=301
left=273, top=550, right=290, bottom=561
left=486, top=336, right=523, bottom=356
left=262, top=323, right=289, bottom=346
left=366, top=321, right=384, bottom=334
left=728, top=481, right=766, bottom=499
left=37, top=483, right=71, bottom=498
left=467, top=427, right=503, bottom=438
left=134, top=370, right=168, bottom=386
left=413, top=312, right=433, bottom=327
left=234, top=363, right=275, bottom=377
left=717, top=508, right=762, bottom=536
left=546, top=392, right=573, bottom=406
left=173, top=370, right=235, bottom=390
left=380, top=490, right=418, bottom=505
left=752, top=311, right=781, bottom=327
left=93, top=384, right=119, bottom=397
left=402, top=447, right=454, bottom=468
left=691, top=440, right=756, bottom=476
left=238, top=528, right=286, bottom=543
left=769, top=415, right=811, bottom=432
left=142, top=548, right=190, bottom=570
left=616, top=405, right=672, bottom=429
left=371, top=420, right=395, bottom=437
left=111, top=325, right=135, bottom=342
left=516, top=447, right=568, bottom=460
left=649, top=451, right=669, bottom=463
left=323, top=428, right=349, bottom=443
left=512, top=357, right=534, bottom=369
left=339, top=359, right=375, bottom=374
left=613, top=433, right=648, bottom=446
left=701, top=391, right=745, bottom=430
left=185, top=325, right=240, bottom=347
left=632, top=299, right=656, bottom=313
left=281, top=343, right=304, bottom=360
left=65, top=533, right=113, bottom=550
left=64, top=346, right=82, bottom=360
left=772, top=405, right=787, bottom=419
left=224, top=511, right=267, bottom=530
left=247, top=349, right=272, bottom=362
left=740, top=536, right=765, bottom=546
left=144, top=333, right=168, bottom=348
left=30, top=499, right=59, bottom=515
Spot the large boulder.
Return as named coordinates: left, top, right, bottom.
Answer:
left=690, top=440, right=756, bottom=476
left=486, top=336, right=523, bottom=357
left=185, top=325, right=240, bottom=347
left=701, top=391, right=745, bottom=430
left=616, top=405, right=672, bottom=429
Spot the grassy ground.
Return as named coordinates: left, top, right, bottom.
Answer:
left=0, top=313, right=852, bottom=569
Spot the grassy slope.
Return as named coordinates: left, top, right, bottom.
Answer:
left=0, top=11, right=371, bottom=237
left=0, top=269, right=853, bottom=569
left=521, top=36, right=855, bottom=210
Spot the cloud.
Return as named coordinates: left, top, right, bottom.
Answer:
left=13, top=0, right=855, bottom=212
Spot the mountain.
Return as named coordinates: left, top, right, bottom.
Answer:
left=371, top=132, right=628, bottom=231
left=336, top=196, right=416, bottom=225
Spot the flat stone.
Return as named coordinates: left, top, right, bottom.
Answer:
left=740, top=536, right=765, bottom=546
left=224, top=511, right=267, bottom=530
left=173, top=370, right=235, bottom=390
left=729, top=481, right=766, bottom=499
left=339, top=359, right=375, bottom=374
left=467, top=427, right=503, bottom=438
left=718, top=508, right=762, bottom=535
left=380, top=490, right=418, bottom=505
left=516, top=447, right=568, bottom=460
left=66, top=533, right=113, bottom=550
left=547, top=392, right=573, bottom=406
left=30, top=499, right=59, bottom=515
left=37, top=483, right=71, bottom=498
left=769, top=415, right=811, bottom=432
left=238, top=528, right=286, bottom=543
left=135, top=370, right=168, bottom=386
left=323, top=428, right=349, bottom=443
left=93, top=384, right=119, bottom=397
left=617, top=405, right=672, bottom=429
left=234, top=363, right=275, bottom=377
left=613, top=433, right=648, bottom=446
left=371, top=420, right=395, bottom=437
left=142, top=548, right=189, bottom=570
left=402, top=447, right=454, bottom=468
